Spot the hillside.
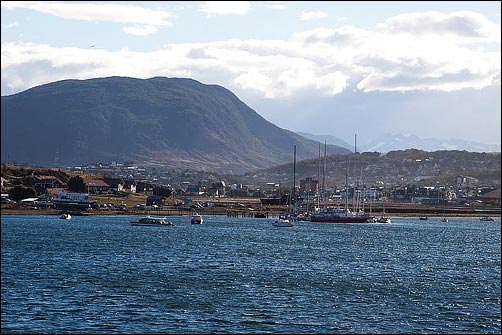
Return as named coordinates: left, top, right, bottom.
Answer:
left=1, top=76, right=349, bottom=173
left=242, top=149, right=501, bottom=188
left=296, top=132, right=353, bottom=151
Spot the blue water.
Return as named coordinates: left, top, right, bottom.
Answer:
left=1, top=215, right=500, bottom=334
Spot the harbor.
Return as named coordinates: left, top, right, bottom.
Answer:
left=1, top=199, right=500, bottom=219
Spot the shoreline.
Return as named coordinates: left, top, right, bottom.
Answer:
left=1, top=207, right=499, bottom=219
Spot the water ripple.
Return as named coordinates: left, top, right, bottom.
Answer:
left=2, top=216, right=500, bottom=333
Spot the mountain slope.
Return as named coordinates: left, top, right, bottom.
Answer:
left=296, top=132, right=353, bottom=151
left=1, top=76, right=350, bottom=173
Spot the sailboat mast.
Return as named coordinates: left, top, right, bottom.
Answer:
left=317, top=142, right=321, bottom=208
left=345, top=156, right=349, bottom=212
left=292, top=144, right=296, bottom=204
left=322, top=140, right=327, bottom=206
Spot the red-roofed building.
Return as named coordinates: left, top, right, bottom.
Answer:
left=85, top=179, right=110, bottom=194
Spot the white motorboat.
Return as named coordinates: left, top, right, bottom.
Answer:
left=191, top=214, right=203, bottom=224
left=130, top=216, right=174, bottom=226
left=273, top=218, right=293, bottom=227
left=376, top=216, right=391, bottom=223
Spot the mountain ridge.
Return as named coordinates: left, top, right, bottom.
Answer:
left=1, top=76, right=350, bottom=173
left=296, top=132, right=353, bottom=151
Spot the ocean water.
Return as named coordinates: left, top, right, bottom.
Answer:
left=1, top=215, right=500, bottom=334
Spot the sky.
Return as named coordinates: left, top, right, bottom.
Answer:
left=1, top=1, right=501, bottom=146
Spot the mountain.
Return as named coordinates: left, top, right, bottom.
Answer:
left=1, top=76, right=350, bottom=173
left=296, top=132, right=353, bottom=151
left=360, top=133, right=501, bottom=153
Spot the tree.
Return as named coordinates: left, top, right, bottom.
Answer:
left=67, top=176, right=87, bottom=193
left=8, top=185, right=36, bottom=201
left=155, top=186, right=172, bottom=198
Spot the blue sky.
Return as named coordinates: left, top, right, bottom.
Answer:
left=1, top=1, right=501, bottom=145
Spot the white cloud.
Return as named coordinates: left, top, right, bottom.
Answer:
left=300, top=11, right=328, bottom=21
left=0, top=2, right=172, bottom=29
left=123, top=25, right=159, bottom=36
left=234, top=68, right=273, bottom=92
left=1, top=11, right=500, bottom=98
left=377, top=11, right=500, bottom=44
left=200, top=1, right=251, bottom=16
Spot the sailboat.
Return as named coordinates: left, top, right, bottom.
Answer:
left=311, top=156, right=370, bottom=223
left=376, top=185, right=391, bottom=223
left=274, top=145, right=297, bottom=227
left=440, top=191, right=448, bottom=222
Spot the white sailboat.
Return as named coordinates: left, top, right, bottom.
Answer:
left=274, top=145, right=297, bottom=227
left=311, top=156, right=370, bottom=223
left=376, top=186, right=391, bottom=223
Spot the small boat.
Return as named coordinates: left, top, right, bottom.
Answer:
left=480, top=216, right=495, bottom=222
left=419, top=216, right=428, bottom=220
left=273, top=218, right=293, bottom=227
left=130, top=216, right=174, bottom=226
left=191, top=213, right=203, bottom=224
left=441, top=218, right=449, bottom=222
left=59, top=213, right=71, bottom=220
left=376, top=216, right=391, bottom=223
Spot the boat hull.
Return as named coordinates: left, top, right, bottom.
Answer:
left=273, top=219, right=293, bottom=227
left=130, top=222, right=174, bottom=226
left=311, top=216, right=369, bottom=223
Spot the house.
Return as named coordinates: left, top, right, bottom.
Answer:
left=212, top=181, right=226, bottom=197
left=85, top=179, right=110, bottom=194
left=34, top=175, right=64, bottom=189
left=187, top=182, right=203, bottom=196
left=478, top=188, right=501, bottom=206
left=119, top=181, right=136, bottom=193
left=105, top=177, right=137, bottom=193
left=136, top=182, right=154, bottom=195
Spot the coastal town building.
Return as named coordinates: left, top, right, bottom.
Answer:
left=33, top=175, right=64, bottom=189
left=300, top=178, right=318, bottom=196
left=85, top=179, right=110, bottom=194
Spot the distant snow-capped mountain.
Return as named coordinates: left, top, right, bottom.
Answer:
left=360, top=133, right=501, bottom=153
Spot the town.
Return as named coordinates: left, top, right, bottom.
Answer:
left=2, top=149, right=500, bottom=218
